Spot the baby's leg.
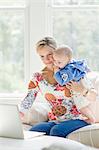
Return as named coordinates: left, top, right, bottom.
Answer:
left=80, top=106, right=95, bottom=124
left=81, top=77, right=97, bottom=101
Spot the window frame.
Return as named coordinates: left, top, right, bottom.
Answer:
left=0, top=5, right=30, bottom=98
left=47, top=0, right=99, bottom=35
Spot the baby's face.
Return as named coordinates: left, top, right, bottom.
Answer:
left=53, top=53, right=69, bottom=68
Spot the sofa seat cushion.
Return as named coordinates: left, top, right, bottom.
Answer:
left=42, top=136, right=98, bottom=150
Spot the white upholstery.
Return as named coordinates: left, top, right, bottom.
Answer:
left=21, top=102, right=49, bottom=125
left=41, top=137, right=99, bottom=150
left=67, top=123, right=99, bottom=148
left=0, top=135, right=98, bottom=150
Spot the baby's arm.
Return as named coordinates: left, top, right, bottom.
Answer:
left=53, top=66, right=66, bottom=86
left=53, top=65, right=65, bottom=86
left=54, top=67, right=73, bottom=86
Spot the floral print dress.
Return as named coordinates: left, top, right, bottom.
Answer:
left=20, top=72, right=81, bottom=122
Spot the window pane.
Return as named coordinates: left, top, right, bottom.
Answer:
left=53, top=11, right=99, bottom=71
left=0, top=10, right=25, bottom=93
left=53, top=0, right=99, bottom=5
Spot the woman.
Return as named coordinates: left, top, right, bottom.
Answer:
left=20, top=37, right=91, bottom=138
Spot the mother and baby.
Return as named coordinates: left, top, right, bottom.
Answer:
left=20, top=36, right=98, bottom=138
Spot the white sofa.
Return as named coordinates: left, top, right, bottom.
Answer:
left=22, top=71, right=99, bottom=149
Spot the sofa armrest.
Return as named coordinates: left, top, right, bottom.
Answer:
left=67, top=123, right=99, bottom=148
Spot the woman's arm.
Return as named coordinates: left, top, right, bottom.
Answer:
left=19, top=74, right=40, bottom=114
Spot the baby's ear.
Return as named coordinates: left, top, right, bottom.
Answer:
left=64, top=86, right=71, bottom=97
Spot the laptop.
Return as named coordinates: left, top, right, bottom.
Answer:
left=0, top=103, right=45, bottom=139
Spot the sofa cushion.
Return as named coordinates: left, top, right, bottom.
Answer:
left=67, top=123, right=99, bottom=148
left=42, top=139, right=98, bottom=150
left=21, top=102, right=49, bottom=125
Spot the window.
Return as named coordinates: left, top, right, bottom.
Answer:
left=53, top=0, right=99, bottom=5
left=0, top=1, right=28, bottom=95
left=50, top=0, right=99, bottom=71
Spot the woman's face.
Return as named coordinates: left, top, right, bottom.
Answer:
left=37, top=46, right=54, bottom=67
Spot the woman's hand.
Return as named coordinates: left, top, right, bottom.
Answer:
left=66, top=80, right=97, bottom=101
left=66, top=80, right=85, bottom=94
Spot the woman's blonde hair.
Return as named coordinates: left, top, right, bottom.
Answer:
left=36, top=37, right=57, bottom=50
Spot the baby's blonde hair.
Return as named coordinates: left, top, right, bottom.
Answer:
left=36, top=37, right=57, bottom=51
left=53, top=45, right=73, bottom=60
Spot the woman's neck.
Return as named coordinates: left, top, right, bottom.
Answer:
left=46, top=64, right=54, bottom=71
left=42, top=66, right=57, bottom=85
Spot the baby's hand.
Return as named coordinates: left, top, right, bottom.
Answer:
left=53, top=65, right=60, bottom=73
